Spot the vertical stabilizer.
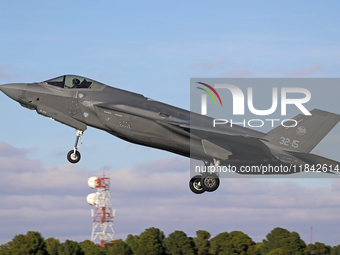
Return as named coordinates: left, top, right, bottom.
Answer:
left=265, top=109, right=340, bottom=153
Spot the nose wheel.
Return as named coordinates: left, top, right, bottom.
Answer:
left=67, top=150, right=81, bottom=164
left=67, top=130, right=83, bottom=164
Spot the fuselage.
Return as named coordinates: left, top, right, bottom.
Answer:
left=0, top=75, right=265, bottom=163
left=2, top=75, right=340, bottom=180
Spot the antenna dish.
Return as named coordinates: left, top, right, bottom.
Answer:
left=88, top=176, right=98, bottom=189
left=87, top=193, right=98, bottom=206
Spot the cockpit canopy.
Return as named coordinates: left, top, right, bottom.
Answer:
left=43, top=75, right=104, bottom=89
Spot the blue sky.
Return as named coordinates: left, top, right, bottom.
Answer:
left=1, top=0, right=340, bottom=247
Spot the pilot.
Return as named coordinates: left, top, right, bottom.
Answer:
left=65, top=78, right=80, bottom=89
left=72, top=78, right=80, bottom=88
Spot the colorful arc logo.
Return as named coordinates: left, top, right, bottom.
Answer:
left=196, top=82, right=223, bottom=106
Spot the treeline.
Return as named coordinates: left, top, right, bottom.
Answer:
left=1, top=227, right=340, bottom=255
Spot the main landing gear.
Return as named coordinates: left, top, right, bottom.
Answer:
left=189, top=159, right=221, bottom=194
left=189, top=173, right=220, bottom=194
left=67, top=130, right=83, bottom=164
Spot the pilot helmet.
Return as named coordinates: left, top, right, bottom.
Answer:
left=72, top=78, right=80, bottom=86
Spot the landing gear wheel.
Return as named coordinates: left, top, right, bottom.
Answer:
left=67, top=150, right=81, bottom=164
left=201, top=173, right=220, bottom=192
left=189, top=175, right=205, bottom=194
left=67, top=129, right=84, bottom=164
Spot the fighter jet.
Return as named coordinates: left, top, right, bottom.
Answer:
left=1, top=75, right=339, bottom=194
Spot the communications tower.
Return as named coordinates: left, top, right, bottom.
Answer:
left=87, top=173, right=115, bottom=246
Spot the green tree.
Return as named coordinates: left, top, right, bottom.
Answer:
left=0, top=231, right=47, bottom=255
left=0, top=243, right=10, bottom=255
left=125, top=234, right=140, bottom=254
left=45, top=237, right=61, bottom=255
left=261, top=228, right=306, bottom=255
left=210, top=232, right=228, bottom=255
left=255, top=243, right=264, bottom=255
left=306, top=242, right=331, bottom=255
left=104, top=239, right=132, bottom=255
left=267, top=248, right=284, bottom=255
left=188, top=237, right=197, bottom=255
left=79, top=240, right=102, bottom=255
left=136, top=227, right=165, bottom=255
left=164, top=230, right=195, bottom=255
left=195, top=230, right=210, bottom=255
left=58, top=240, right=84, bottom=255
left=331, top=245, right=340, bottom=255
left=209, top=231, right=257, bottom=255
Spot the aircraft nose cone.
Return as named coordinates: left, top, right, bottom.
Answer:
left=0, top=83, right=26, bottom=101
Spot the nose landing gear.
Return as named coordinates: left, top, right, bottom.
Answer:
left=67, top=130, right=83, bottom=164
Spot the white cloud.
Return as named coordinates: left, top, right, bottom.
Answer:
left=286, top=65, right=324, bottom=77
left=1, top=141, right=340, bottom=247
left=192, top=59, right=226, bottom=71
left=0, top=63, right=20, bottom=80
left=221, top=63, right=253, bottom=77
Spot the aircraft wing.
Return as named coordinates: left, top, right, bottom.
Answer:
left=97, top=103, right=265, bottom=137
left=95, top=103, right=272, bottom=159
left=181, top=123, right=273, bottom=157
left=178, top=122, right=266, bottom=139
left=96, top=103, right=189, bottom=125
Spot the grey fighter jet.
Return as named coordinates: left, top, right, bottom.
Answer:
left=1, top=75, right=340, bottom=194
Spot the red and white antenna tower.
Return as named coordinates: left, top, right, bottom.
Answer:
left=87, top=172, right=115, bottom=247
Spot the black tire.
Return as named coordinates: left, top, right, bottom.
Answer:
left=201, top=173, right=220, bottom=192
left=67, top=150, right=81, bottom=164
left=189, top=175, right=205, bottom=194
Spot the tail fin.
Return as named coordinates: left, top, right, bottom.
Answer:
left=264, top=109, right=340, bottom=153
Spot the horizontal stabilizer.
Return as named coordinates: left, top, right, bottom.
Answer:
left=286, top=151, right=340, bottom=168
